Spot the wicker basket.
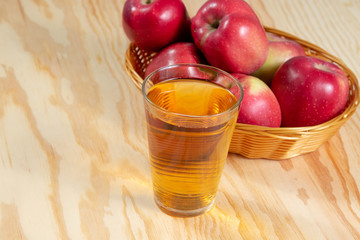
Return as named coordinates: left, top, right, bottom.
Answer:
left=125, top=26, right=360, bottom=160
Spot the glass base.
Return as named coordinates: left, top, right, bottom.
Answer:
left=154, top=197, right=215, bottom=218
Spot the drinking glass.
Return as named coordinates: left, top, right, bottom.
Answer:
left=142, top=64, right=243, bottom=217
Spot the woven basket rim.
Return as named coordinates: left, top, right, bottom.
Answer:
left=125, top=26, right=360, bottom=136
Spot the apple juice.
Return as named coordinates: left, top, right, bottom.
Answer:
left=145, top=78, right=238, bottom=217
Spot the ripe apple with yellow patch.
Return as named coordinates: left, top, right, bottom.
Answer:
left=252, top=32, right=306, bottom=85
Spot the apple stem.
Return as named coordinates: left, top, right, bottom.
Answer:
left=211, top=20, right=220, bottom=29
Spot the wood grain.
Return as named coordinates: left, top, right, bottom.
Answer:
left=0, top=0, right=359, bottom=239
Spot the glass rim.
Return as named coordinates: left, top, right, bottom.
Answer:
left=142, top=63, right=244, bottom=119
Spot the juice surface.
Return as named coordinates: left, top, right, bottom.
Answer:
left=147, top=79, right=238, bottom=117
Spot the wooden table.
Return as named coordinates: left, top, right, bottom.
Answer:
left=1, top=0, right=359, bottom=239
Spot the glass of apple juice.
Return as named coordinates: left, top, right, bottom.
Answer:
left=142, top=63, right=243, bottom=217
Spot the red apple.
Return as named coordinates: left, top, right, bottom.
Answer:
left=191, top=0, right=269, bottom=74
left=271, top=56, right=349, bottom=127
left=231, top=73, right=281, bottom=127
left=252, top=32, right=306, bottom=85
left=144, top=42, right=205, bottom=77
left=122, top=0, right=191, bottom=51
